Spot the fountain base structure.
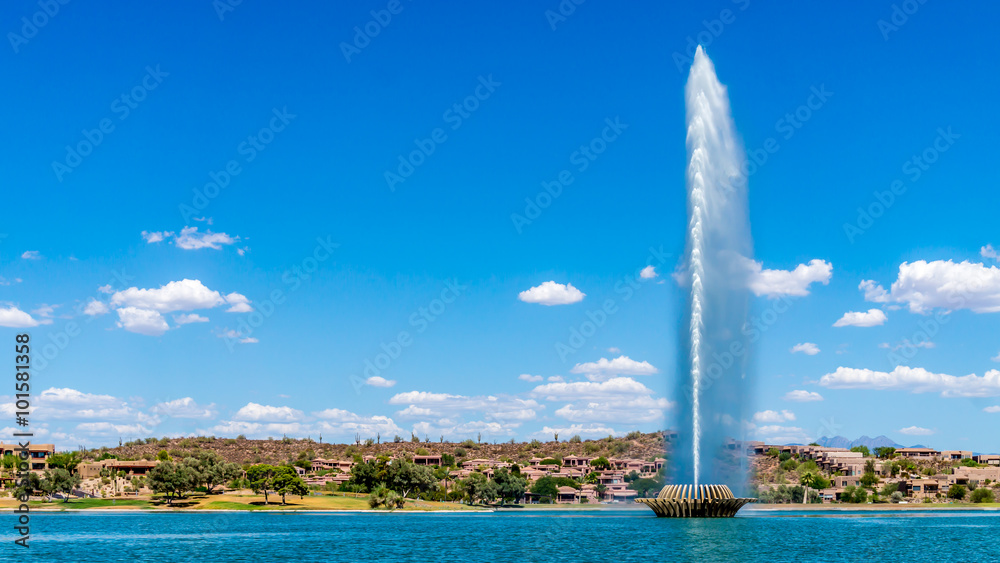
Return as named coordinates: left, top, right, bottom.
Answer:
left=636, top=484, right=755, bottom=518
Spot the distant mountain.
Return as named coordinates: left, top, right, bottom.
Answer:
left=815, top=435, right=903, bottom=450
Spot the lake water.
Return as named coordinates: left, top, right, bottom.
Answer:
left=21, top=507, right=1000, bottom=562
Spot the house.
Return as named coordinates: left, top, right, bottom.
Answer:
left=76, top=460, right=159, bottom=479
left=898, top=478, right=943, bottom=499
left=896, top=447, right=941, bottom=459
left=562, top=455, right=592, bottom=468
left=973, top=454, right=1000, bottom=466
left=939, top=450, right=973, bottom=461
left=949, top=466, right=1000, bottom=487
left=0, top=442, right=56, bottom=472
left=556, top=486, right=579, bottom=503
left=311, top=458, right=353, bottom=472
left=413, top=455, right=442, bottom=466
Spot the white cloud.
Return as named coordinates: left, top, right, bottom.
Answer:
left=982, top=244, right=998, bottom=260
left=530, top=377, right=655, bottom=401
left=150, top=397, right=216, bottom=419
left=141, top=230, right=173, bottom=243
left=983, top=406, right=1000, bottom=413
left=208, top=421, right=311, bottom=438
left=239, top=337, right=258, bottom=344
left=365, top=376, right=396, bottom=388
left=790, top=343, right=820, bottom=355
left=518, top=281, right=585, bottom=306
left=753, top=410, right=796, bottom=423
left=992, top=352, right=1000, bottom=362
left=233, top=402, right=303, bottom=422
left=32, top=304, right=57, bottom=318
left=547, top=375, right=564, bottom=382
left=21, top=250, right=41, bottom=260
left=173, top=313, right=209, bottom=325
left=608, top=347, right=621, bottom=354
left=884, top=339, right=935, bottom=351
left=899, top=426, right=934, bottom=436
left=740, top=258, right=832, bottom=298
left=819, top=366, right=1000, bottom=398
left=860, top=260, right=1000, bottom=313
left=569, top=355, right=658, bottom=381
left=783, top=390, right=823, bottom=402
left=0, top=305, right=42, bottom=328
left=20, top=388, right=157, bottom=427
left=530, top=424, right=619, bottom=439
left=387, top=391, right=540, bottom=424
left=112, top=279, right=226, bottom=312
left=217, top=329, right=257, bottom=344
left=833, top=309, right=887, bottom=327
left=98, top=285, right=114, bottom=294
left=554, top=396, right=673, bottom=424
left=83, top=299, right=109, bottom=316
left=116, top=307, right=169, bottom=336
left=224, top=292, right=253, bottom=313
left=639, top=266, right=658, bottom=279
left=173, top=226, right=238, bottom=250
left=754, top=425, right=812, bottom=444
left=518, top=373, right=543, bottom=382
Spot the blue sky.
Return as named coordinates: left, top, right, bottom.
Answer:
left=2, top=1, right=999, bottom=453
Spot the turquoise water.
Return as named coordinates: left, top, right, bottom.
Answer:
left=21, top=508, right=1000, bottom=562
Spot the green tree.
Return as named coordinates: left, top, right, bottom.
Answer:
left=14, top=472, right=42, bottom=500
left=970, top=488, right=994, bottom=503
left=41, top=468, right=81, bottom=502
left=947, top=484, right=967, bottom=501
left=873, top=447, right=896, bottom=459
left=850, top=445, right=871, bottom=457
left=860, top=472, right=880, bottom=488
left=590, top=457, right=611, bottom=470
left=387, top=461, right=437, bottom=498
left=492, top=467, right=527, bottom=503
left=631, top=477, right=663, bottom=498
left=842, top=485, right=868, bottom=504
left=530, top=475, right=560, bottom=503
left=46, top=452, right=82, bottom=473
left=148, top=461, right=198, bottom=505
left=189, top=451, right=241, bottom=493
left=273, top=472, right=310, bottom=504
left=246, top=464, right=296, bottom=505
left=460, top=472, right=498, bottom=504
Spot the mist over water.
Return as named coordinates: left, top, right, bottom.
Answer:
left=672, top=46, right=754, bottom=491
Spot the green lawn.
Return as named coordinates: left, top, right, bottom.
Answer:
left=28, top=498, right=153, bottom=510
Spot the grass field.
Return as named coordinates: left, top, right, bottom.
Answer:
left=0, top=493, right=488, bottom=512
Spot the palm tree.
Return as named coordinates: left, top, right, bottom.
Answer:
left=800, top=472, right=816, bottom=505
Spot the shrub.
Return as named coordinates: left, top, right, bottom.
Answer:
left=947, top=484, right=967, bottom=500
left=971, top=488, right=994, bottom=503
left=778, top=452, right=792, bottom=462
left=461, top=439, right=477, bottom=448
left=569, top=435, right=582, bottom=444
left=454, top=448, right=467, bottom=458
left=584, top=443, right=600, bottom=454
left=415, top=448, right=429, bottom=456
left=625, top=431, right=642, bottom=440
left=780, top=459, right=798, bottom=471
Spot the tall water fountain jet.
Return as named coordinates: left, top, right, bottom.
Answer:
left=674, top=46, right=754, bottom=491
